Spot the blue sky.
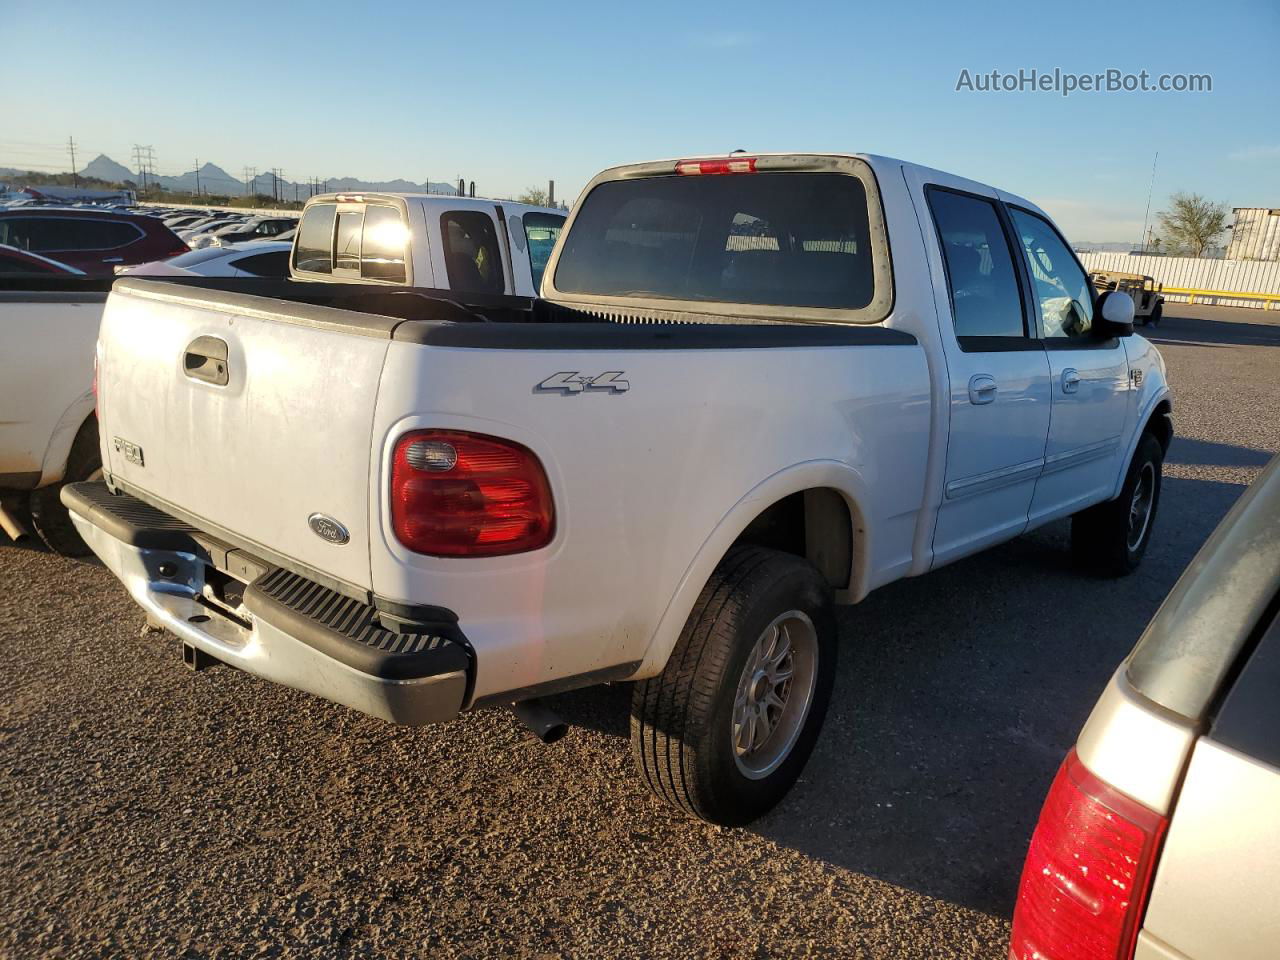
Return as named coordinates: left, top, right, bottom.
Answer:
left=3, top=0, right=1276, bottom=240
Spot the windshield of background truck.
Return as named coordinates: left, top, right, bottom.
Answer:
left=553, top=172, right=876, bottom=310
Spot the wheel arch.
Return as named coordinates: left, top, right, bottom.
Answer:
left=1111, top=389, right=1172, bottom=500
left=37, top=394, right=96, bottom=488
left=635, top=461, right=871, bottom=678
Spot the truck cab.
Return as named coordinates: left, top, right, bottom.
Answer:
left=290, top=193, right=566, bottom=297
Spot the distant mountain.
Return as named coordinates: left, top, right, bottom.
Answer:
left=80, top=153, right=134, bottom=182
left=1072, top=241, right=1135, bottom=253
left=3, top=153, right=463, bottom=199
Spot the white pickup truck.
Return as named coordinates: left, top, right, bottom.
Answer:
left=289, top=193, right=566, bottom=296
left=0, top=276, right=108, bottom=554
left=66, top=153, right=1171, bottom=825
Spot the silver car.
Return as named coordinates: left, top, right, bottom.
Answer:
left=1010, top=453, right=1280, bottom=960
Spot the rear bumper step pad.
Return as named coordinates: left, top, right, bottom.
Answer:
left=61, top=481, right=469, bottom=724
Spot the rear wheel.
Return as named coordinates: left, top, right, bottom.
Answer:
left=1071, top=432, right=1163, bottom=577
left=630, top=546, right=837, bottom=826
left=1148, top=302, right=1163, bottom=327
left=29, top=417, right=101, bottom=557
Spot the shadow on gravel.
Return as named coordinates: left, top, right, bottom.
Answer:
left=737, top=474, right=1251, bottom=917
left=1150, top=312, right=1280, bottom=349
left=1167, top=437, right=1274, bottom=469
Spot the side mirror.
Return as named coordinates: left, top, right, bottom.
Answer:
left=1095, top=290, right=1135, bottom=337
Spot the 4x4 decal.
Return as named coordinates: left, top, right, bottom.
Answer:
left=535, top=371, right=630, bottom=394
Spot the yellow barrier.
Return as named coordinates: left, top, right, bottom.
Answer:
left=1159, top=286, right=1280, bottom=310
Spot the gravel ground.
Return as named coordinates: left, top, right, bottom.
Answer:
left=2, top=304, right=1277, bottom=959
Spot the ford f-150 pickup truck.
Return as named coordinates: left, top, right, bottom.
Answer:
left=65, top=153, right=1172, bottom=825
left=289, top=193, right=566, bottom=296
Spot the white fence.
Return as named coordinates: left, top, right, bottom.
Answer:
left=1079, top=252, right=1280, bottom=310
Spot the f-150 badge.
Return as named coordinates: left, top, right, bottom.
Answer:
left=536, top=371, right=630, bottom=394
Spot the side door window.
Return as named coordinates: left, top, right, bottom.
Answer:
left=926, top=188, right=1028, bottom=346
left=1008, top=208, right=1095, bottom=341
left=441, top=210, right=504, bottom=294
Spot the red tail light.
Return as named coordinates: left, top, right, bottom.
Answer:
left=1011, top=750, right=1167, bottom=960
left=390, top=430, right=554, bottom=557
left=675, top=157, right=757, bottom=175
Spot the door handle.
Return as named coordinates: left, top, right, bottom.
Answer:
left=968, top=374, right=997, bottom=405
left=1061, top=368, right=1081, bottom=394
left=183, top=336, right=229, bottom=386
left=102, top=257, right=124, bottom=263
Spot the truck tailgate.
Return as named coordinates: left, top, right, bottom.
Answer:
left=98, top=282, right=388, bottom=593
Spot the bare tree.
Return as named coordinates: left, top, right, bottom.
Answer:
left=517, top=186, right=549, bottom=206
left=1156, top=192, right=1229, bottom=257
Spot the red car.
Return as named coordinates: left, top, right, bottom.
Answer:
left=0, top=243, right=85, bottom=275
left=0, top=209, right=188, bottom=276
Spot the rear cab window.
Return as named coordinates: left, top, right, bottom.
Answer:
left=293, top=200, right=409, bottom=282
left=546, top=159, right=892, bottom=324
left=294, top=203, right=336, bottom=274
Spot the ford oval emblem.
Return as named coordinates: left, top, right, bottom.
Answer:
left=308, top=513, right=350, bottom=545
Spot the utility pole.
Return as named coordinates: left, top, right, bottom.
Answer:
left=548, top=180, right=555, bottom=206
left=1138, top=151, right=1159, bottom=254
left=132, top=145, right=155, bottom=194
left=194, top=159, right=201, bottom=197
left=243, top=166, right=257, bottom=200
left=67, top=136, right=78, bottom=187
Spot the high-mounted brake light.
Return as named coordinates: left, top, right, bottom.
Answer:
left=675, top=157, right=758, bottom=176
left=1010, top=749, right=1167, bottom=960
left=390, top=429, right=554, bottom=557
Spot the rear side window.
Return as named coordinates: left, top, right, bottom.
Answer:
left=926, top=189, right=1027, bottom=340
left=334, top=211, right=363, bottom=275
left=294, top=204, right=336, bottom=274
left=552, top=173, right=876, bottom=310
left=0, top=217, right=140, bottom=252
left=231, top=250, right=290, bottom=277
left=522, top=212, right=564, bottom=291
left=360, top=205, right=408, bottom=282
left=441, top=211, right=504, bottom=294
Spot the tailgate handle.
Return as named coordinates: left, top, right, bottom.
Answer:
left=183, top=336, right=229, bottom=386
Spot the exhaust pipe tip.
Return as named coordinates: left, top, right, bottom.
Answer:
left=511, top=698, right=569, bottom=744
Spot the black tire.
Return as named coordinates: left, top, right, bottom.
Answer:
left=28, top=417, right=101, bottom=557
left=631, top=545, right=837, bottom=826
left=1071, top=432, right=1163, bottom=577
left=1149, top=302, right=1163, bottom=327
